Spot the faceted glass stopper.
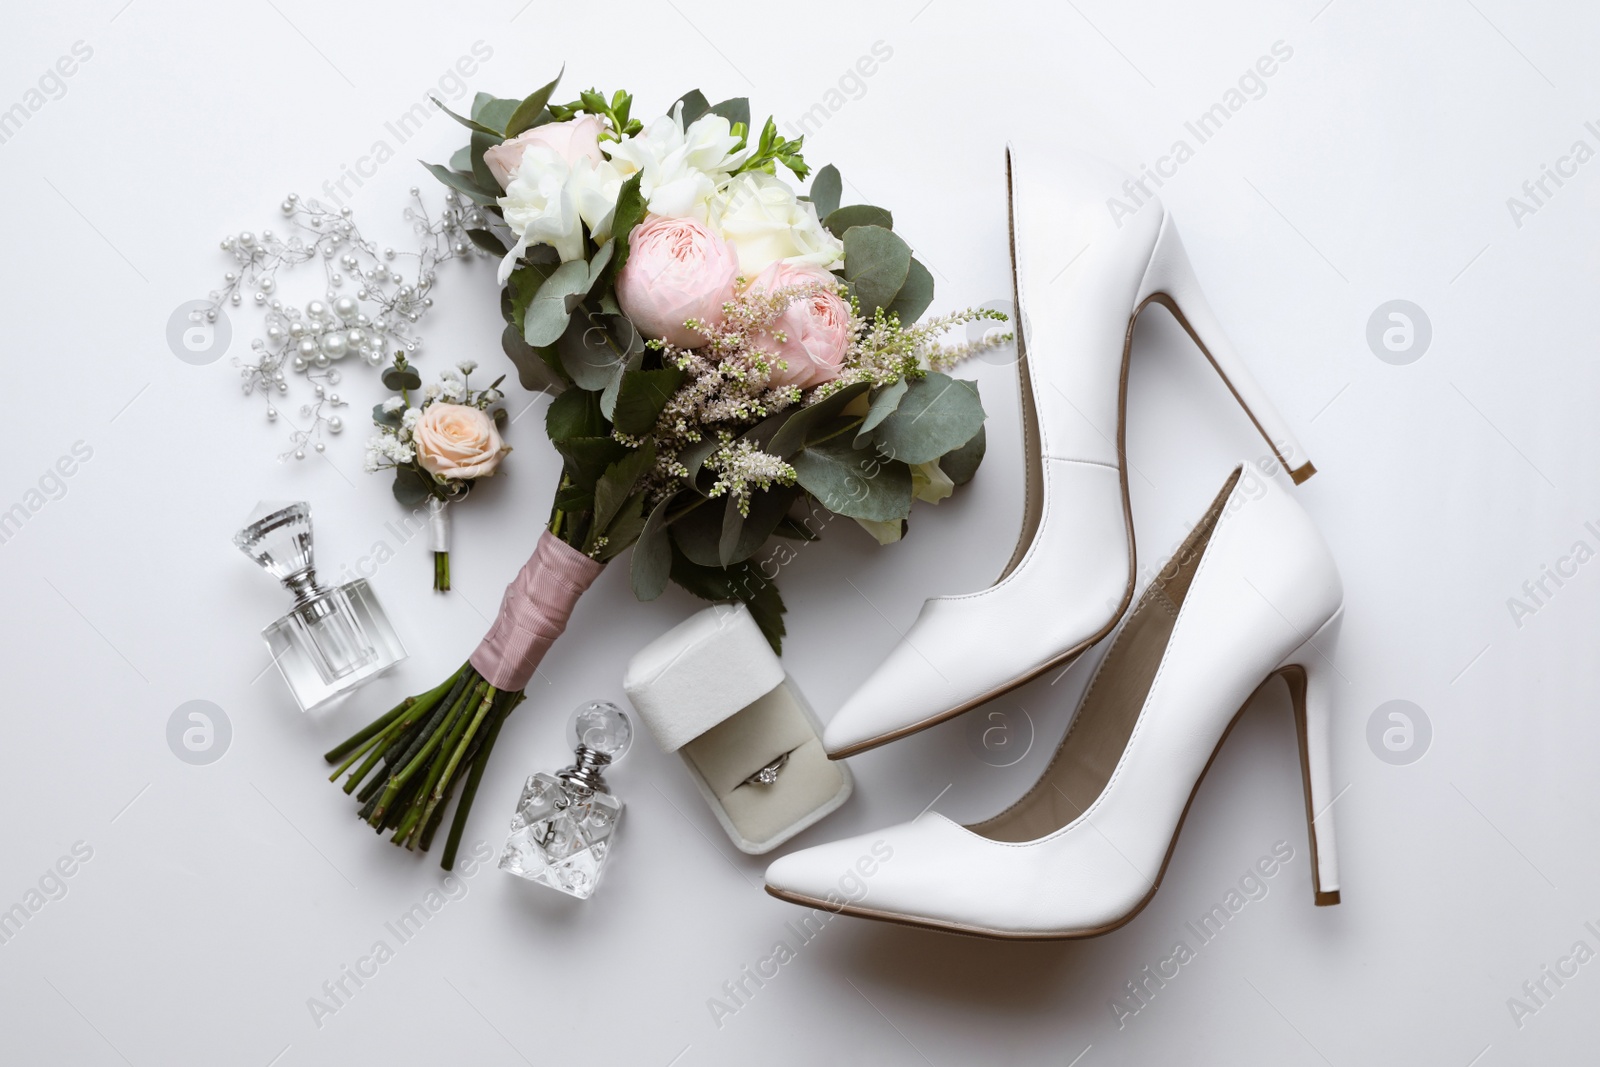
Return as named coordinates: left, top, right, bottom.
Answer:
left=234, top=501, right=315, bottom=584
left=570, top=701, right=632, bottom=763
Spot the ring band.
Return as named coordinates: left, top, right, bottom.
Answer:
left=742, top=751, right=791, bottom=787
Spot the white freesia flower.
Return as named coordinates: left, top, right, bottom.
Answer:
left=710, top=171, right=844, bottom=275
left=605, top=108, right=747, bottom=222
left=497, top=144, right=586, bottom=282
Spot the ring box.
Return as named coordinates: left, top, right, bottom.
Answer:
left=622, top=603, right=852, bottom=854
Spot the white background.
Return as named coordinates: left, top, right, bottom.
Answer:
left=2, top=1, right=1597, bottom=1064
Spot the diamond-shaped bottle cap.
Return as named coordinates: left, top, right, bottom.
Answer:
left=570, top=701, right=632, bottom=763
left=234, top=501, right=315, bottom=583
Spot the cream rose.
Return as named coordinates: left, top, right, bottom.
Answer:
left=413, top=403, right=509, bottom=480
left=482, top=115, right=606, bottom=189
left=710, top=171, right=845, bottom=276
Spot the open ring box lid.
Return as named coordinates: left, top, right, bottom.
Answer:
left=623, top=603, right=852, bottom=855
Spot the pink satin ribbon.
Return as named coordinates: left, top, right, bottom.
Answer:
left=469, top=531, right=605, bottom=691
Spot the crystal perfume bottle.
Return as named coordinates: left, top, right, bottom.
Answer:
left=499, top=701, right=633, bottom=899
left=234, top=502, right=405, bottom=712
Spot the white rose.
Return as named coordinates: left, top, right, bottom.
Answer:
left=497, top=145, right=585, bottom=282
left=605, top=108, right=746, bottom=222
left=710, top=171, right=844, bottom=276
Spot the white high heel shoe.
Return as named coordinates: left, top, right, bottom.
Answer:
left=823, top=147, right=1315, bottom=759
left=768, top=463, right=1343, bottom=939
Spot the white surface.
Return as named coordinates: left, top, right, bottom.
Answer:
left=1, top=2, right=1595, bottom=1064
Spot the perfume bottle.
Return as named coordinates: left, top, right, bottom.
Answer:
left=234, top=502, right=406, bottom=712
left=499, top=701, right=633, bottom=899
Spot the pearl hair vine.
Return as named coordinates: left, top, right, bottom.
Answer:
left=212, top=187, right=493, bottom=461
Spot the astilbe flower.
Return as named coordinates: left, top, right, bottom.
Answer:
left=628, top=280, right=1012, bottom=514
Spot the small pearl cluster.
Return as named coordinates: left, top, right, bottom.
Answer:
left=215, top=188, right=494, bottom=462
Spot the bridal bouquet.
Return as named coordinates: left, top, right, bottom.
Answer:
left=325, top=71, right=1007, bottom=868
left=366, top=355, right=510, bottom=590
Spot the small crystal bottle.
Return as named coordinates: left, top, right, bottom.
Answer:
left=499, top=701, right=632, bottom=899
left=234, top=502, right=405, bottom=712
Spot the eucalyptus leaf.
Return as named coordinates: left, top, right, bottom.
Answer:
left=473, top=95, right=521, bottom=134
left=773, top=514, right=820, bottom=541
left=792, top=437, right=912, bottom=522
left=767, top=381, right=870, bottom=457
left=557, top=310, right=636, bottom=391
left=381, top=366, right=422, bottom=391
left=678, top=439, right=721, bottom=495
left=672, top=89, right=710, bottom=125
left=612, top=366, right=687, bottom=436
left=854, top=379, right=908, bottom=446
left=372, top=402, right=402, bottom=429
left=392, top=466, right=431, bottom=507
left=884, top=257, right=935, bottom=324
left=708, top=97, right=750, bottom=129
left=630, top=496, right=675, bottom=600
left=501, top=323, right=567, bottom=394
left=809, top=164, right=842, bottom=218
left=941, top=424, right=986, bottom=486
left=872, top=373, right=985, bottom=466
left=420, top=161, right=497, bottom=205
left=470, top=130, right=499, bottom=194
left=719, top=485, right=800, bottom=566
left=669, top=500, right=723, bottom=567
left=824, top=204, right=892, bottom=237
left=842, top=226, right=912, bottom=318
left=466, top=227, right=506, bottom=255
left=449, top=145, right=472, bottom=172
left=524, top=259, right=591, bottom=347
left=503, top=68, right=563, bottom=137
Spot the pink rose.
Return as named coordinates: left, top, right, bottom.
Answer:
left=615, top=215, right=740, bottom=347
left=413, top=403, right=509, bottom=480
left=750, top=262, right=852, bottom=390
left=482, top=115, right=606, bottom=189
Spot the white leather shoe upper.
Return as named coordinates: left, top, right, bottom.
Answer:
left=773, top=463, right=1343, bottom=937
left=822, top=148, right=1172, bottom=756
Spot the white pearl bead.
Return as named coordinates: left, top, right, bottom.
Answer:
left=314, top=442, right=326, bottom=453
left=333, top=296, right=359, bottom=321
left=260, top=277, right=275, bottom=294
left=291, top=356, right=308, bottom=372
left=230, top=292, right=242, bottom=305
left=321, top=332, right=348, bottom=360
left=307, top=300, right=328, bottom=320
left=297, top=338, right=318, bottom=358
left=345, top=328, right=365, bottom=346
left=238, top=231, right=255, bottom=247
left=294, top=449, right=305, bottom=460
left=266, top=407, right=277, bottom=420
left=313, top=353, right=331, bottom=368
left=328, top=393, right=340, bottom=404
left=328, top=416, right=343, bottom=432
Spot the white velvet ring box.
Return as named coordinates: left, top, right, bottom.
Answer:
left=623, top=603, right=851, bottom=854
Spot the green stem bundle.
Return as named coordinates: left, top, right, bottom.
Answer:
left=323, top=662, right=521, bottom=870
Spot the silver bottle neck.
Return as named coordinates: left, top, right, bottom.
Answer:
left=558, top=746, right=613, bottom=793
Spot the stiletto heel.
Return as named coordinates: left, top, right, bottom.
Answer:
left=1278, top=611, right=1344, bottom=905
left=1135, top=214, right=1316, bottom=483
left=768, top=462, right=1344, bottom=939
